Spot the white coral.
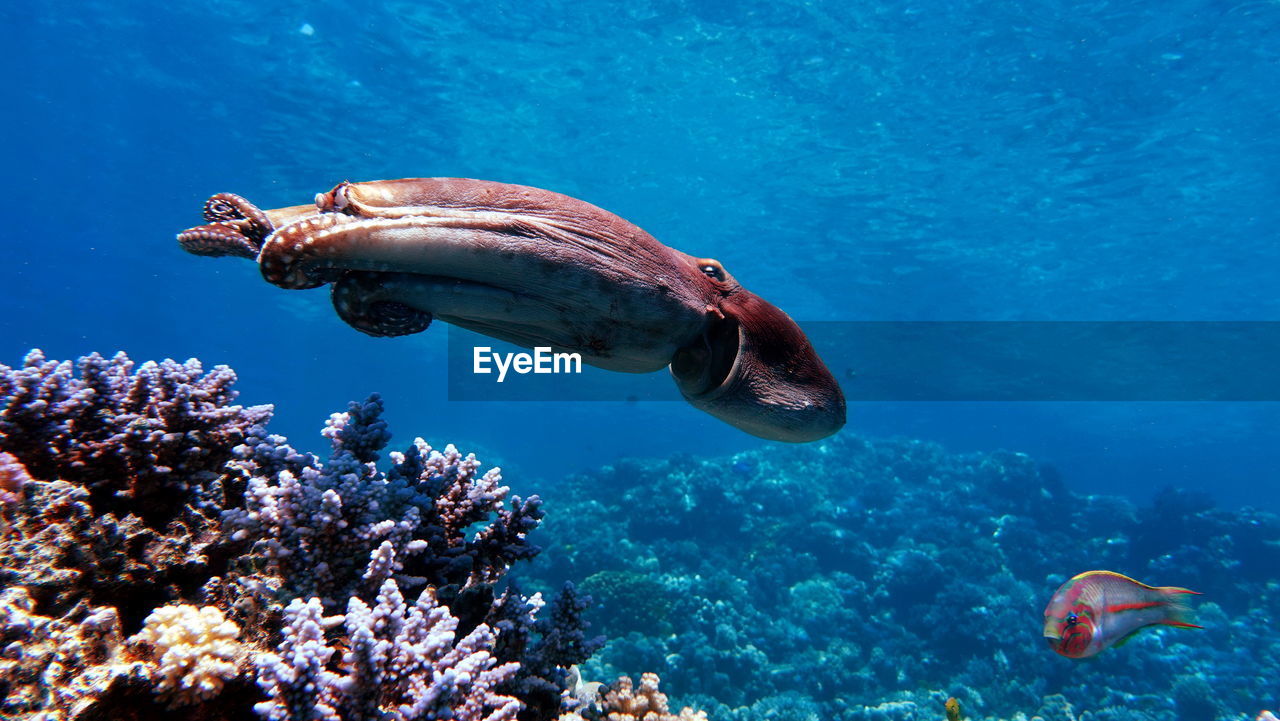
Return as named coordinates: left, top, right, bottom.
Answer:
left=132, top=604, right=243, bottom=706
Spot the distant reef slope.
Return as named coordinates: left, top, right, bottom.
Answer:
left=534, top=434, right=1280, bottom=721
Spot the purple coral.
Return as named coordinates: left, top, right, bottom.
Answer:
left=255, top=580, right=521, bottom=721
left=254, top=597, right=341, bottom=721
left=0, top=350, right=272, bottom=626
left=224, top=394, right=544, bottom=608
left=0, top=349, right=271, bottom=520
left=490, top=582, right=605, bottom=720
left=1, top=352, right=608, bottom=720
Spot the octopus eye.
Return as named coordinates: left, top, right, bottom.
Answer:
left=698, top=260, right=726, bottom=281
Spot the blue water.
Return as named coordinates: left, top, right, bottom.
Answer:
left=3, top=0, right=1279, bottom=514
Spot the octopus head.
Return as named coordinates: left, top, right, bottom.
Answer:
left=670, top=259, right=845, bottom=442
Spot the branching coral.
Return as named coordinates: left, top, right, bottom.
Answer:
left=0, top=350, right=271, bottom=520
left=224, top=393, right=577, bottom=720
left=254, top=580, right=522, bottom=721
left=223, top=394, right=544, bottom=609
left=491, top=582, right=606, bottom=720
left=0, top=351, right=270, bottom=627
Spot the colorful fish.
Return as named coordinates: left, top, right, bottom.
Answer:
left=1043, top=570, right=1202, bottom=658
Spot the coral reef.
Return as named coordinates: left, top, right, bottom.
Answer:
left=536, top=436, right=1280, bottom=721
left=0, top=451, right=30, bottom=510
left=0, top=350, right=272, bottom=520
left=0, top=350, right=271, bottom=631
left=0, top=351, right=645, bottom=721
left=493, top=582, right=606, bottom=721
left=19, top=346, right=1267, bottom=721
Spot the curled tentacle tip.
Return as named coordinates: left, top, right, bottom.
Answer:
left=177, top=223, right=260, bottom=259
left=200, top=192, right=275, bottom=243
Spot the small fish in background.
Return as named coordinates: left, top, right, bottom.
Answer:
left=1043, top=570, right=1202, bottom=658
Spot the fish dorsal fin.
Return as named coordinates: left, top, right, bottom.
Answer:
left=1157, top=586, right=1202, bottom=596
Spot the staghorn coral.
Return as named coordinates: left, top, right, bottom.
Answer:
left=491, top=582, right=606, bottom=721
left=252, top=597, right=339, bottom=721
left=0, top=350, right=685, bottom=721
left=131, top=604, right=245, bottom=707
left=224, top=393, right=585, bottom=721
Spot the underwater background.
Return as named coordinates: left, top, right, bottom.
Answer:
left=2, top=1, right=1279, bottom=720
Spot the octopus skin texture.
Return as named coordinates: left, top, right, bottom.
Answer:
left=177, top=178, right=845, bottom=442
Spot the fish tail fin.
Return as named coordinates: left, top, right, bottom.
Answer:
left=1158, top=587, right=1203, bottom=629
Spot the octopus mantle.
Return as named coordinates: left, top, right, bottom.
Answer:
left=178, top=178, right=844, bottom=442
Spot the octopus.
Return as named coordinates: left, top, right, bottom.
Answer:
left=178, top=178, right=845, bottom=442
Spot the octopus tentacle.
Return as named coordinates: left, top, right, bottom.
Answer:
left=203, top=192, right=275, bottom=242
left=258, top=212, right=629, bottom=292
left=178, top=193, right=278, bottom=259
left=331, top=271, right=433, bottom=337
left=177, top=222, right=261, bottom=259
left=256, top=214, right=357, bottom=289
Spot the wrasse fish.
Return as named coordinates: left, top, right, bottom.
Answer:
left=1043, top=570, right=1202, bottom=658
